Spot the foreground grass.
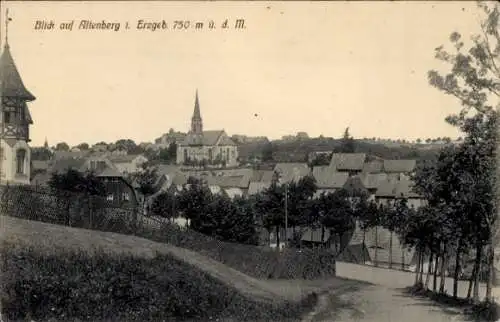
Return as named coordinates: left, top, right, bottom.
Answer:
left=1, top=242, right=318, bottom=321
left=405, top=284, right=500, bottom=322
left=0, top=216, right=358, bottom=321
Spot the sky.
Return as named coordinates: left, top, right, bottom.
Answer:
left=0, top=1, right=486, bottom=147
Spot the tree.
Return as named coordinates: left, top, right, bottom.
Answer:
left=196, top=194, right=259, bottom=245
left=427, top=1, right=499, bottom=303
left=158, top=143, right=177, bottom=163
left=48, top=169, right=105, bottom=196
left=55, top=142, right=70, bottom=151
left=316, top=189, right=355, bottom=255
left=150, top=190, right=176, bottom=221
left=76, top=143, right=89, bottom=150
left=176, top=181, right=213, bottom=229
left=337, top=127, right=355, bottom=153
left=131, top=166, right=159, bottom=214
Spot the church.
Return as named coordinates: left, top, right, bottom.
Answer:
left=0, top=15, right=35, bottom=185
left=176, top=91, right=238, bottom=167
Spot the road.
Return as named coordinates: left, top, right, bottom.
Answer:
left=305, top=261, right=491, bottom=322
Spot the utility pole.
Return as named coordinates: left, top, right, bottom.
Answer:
left=284, top=181, right=290, bottom=249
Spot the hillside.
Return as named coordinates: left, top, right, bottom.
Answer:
left=0, top=216, right=356, bottom=307
left=238, top=138, right=441, bottom=164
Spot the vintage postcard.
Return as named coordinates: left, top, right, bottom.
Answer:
left=0, top=1, right=499, bottom=321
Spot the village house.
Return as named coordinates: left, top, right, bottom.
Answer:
left=329, top=153, right=366, bottom=176
left=108, top=154, right=148, bottom=174
left=31, top=156, right=139, bottom=209
left=176, top=91, right=238, bottom=167
left=312, top=166, right=349, bottom=197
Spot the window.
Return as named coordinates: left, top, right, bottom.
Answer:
left=16, top=149, right=26, bottom=174
left=208, top=148, right=213, bottom=161
left=122, top=192, right=130, bottom=201
left=183, top=149, right=188, bottom=162
left=107, top=194, right=114, bottom=201
left=226, top=148, right=230, bottom=160
left=3, top=112, right=10, bottom=124
left=0, top=148, right=3, bottom=177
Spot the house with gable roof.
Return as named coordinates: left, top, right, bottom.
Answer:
left=176, top=90, right=238, bottom=167
left=31, top=155, right=138, bottom=209
left=329, top=153, right=366, bottom=176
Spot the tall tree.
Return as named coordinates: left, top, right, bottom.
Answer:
left=55, top=142, right=70, bottom=151
left=338, top=127, right=355, bottom=153
left=427, top=1, right=499, bottom=303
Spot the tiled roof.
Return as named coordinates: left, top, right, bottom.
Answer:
left=0, top=44, right=35, bottom=100
left=96, top=167, right=124, bottom=178
left=375, top=177, right=420, bottom=198
left=312, top=166, right=349, bottom=189
left=360, top=173, right=388, bottom=189
left=343, top=176, right=368, bottom=194
left=362, top=160, right=384, bottom=173
left=329, top=153, right=366, bottom=171
left=50, top=158, right=87, bottom=174
left=248, top=181, right=271, bottom=195
left=179, top=130, right=236, bottom=146
left=383, top=160, right=417, bottom=173
left=273, top=163, right=310, bottom=183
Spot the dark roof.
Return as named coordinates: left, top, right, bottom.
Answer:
left=383, top=160, right=417, bottom=173
left=0, top=44, right=36, bottom=101
left=329, top=153, right=366, bottom=171
left=312, top=166, right=349, bottom=189
left=50, top=158, right=87, bottom=174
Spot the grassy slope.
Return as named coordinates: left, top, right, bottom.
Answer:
left=0, top=215, right=354, bottom=304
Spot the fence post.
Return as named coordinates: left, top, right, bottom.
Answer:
left=89, top=195, right=93, bottom=230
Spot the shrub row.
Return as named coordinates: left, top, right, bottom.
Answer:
left=0, top=242, right=317, bottom=322
left=137, top=221, right=337, bottom=280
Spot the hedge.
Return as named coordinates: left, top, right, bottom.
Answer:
left=137, top=221, right=337, bottom=280
left=0, top=242, right=317, bottom=322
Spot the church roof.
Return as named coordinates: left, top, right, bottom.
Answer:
left=0, top=44, right=35, bottom=101
left=179, top=130, right=237, bottom=146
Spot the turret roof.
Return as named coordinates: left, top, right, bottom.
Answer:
left=0, top=44, right=35, bottom=101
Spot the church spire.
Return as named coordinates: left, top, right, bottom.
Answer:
left=191, top=89, right=203, bottom=134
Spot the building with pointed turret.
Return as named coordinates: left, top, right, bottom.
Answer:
left=0, top=12, right=35, bottom=185
left=176, top=90, right=238, bottom=167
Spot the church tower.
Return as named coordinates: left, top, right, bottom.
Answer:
left=190, top=89, right=203, bottom=134
left=0, top=10, right=35, bottom=185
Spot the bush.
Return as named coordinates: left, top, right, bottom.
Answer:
left=0, top=243, right=316, bottom=322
